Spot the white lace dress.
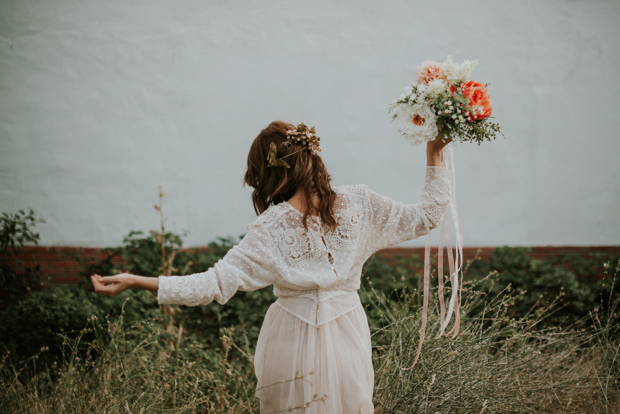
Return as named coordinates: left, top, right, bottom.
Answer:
left=158, top=166, right=452, bottom=413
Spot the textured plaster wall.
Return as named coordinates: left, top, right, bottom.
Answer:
left=0, top=0, right=619, bottom=248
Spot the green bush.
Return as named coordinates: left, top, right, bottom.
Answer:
left=0, top=209, right=46, bottom=297
left=3, top=233, right=618, bottom=370
left=466, top=247, right=620, bottom=327
left=0, top=285, right=159, bottom=368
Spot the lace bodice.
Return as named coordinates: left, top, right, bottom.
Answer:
left=158, top=166, right=451, bottom=307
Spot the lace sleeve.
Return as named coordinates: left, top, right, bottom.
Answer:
left=365, top=166, right=451, bottom=252
left=157, top=224, right=275, bottom=306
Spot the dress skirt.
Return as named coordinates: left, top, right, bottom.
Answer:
left=254, top=291, right=374, bottom=413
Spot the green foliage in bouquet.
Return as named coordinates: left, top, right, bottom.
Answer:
left=434, top=83, right=502, bottom=146
left=453, top=115, right=502, bottom=146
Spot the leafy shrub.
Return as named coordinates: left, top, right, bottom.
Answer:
left=0, top=209, right=46, bottom=297
left=0, top=285, right=159, bottom=368
left=3, top=233, right=618, bottom=370
left=466, top=246, right=620, bottom=327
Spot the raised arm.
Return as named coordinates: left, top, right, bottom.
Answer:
left=364, top=136, right=452, bottom=253
left=92, top=224, right=276, bottom=306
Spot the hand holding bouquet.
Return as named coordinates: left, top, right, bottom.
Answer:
left=389, top=56, right=501, bottom=145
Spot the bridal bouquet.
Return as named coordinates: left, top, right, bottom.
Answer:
left=389, top=56, right=502, bottom=145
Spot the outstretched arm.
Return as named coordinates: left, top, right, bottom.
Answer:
left=91, top=273, right=158, bottom=296
left=91, top=224, right=276, bottom=306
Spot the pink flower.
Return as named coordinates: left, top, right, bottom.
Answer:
left=415, top=61, right=445, bottom=85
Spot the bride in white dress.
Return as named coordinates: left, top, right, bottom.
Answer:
left=92, top=121, right=452, bottom=413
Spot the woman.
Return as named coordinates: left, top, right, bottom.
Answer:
left=91, top=120, right=452, bottom=413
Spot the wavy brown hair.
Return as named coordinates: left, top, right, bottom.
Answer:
left=243, top=121, right=337, bottom=231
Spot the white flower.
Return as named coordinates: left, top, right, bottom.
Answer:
left=409, top=93, right=417, bottom=102
left=457, top=59, right=478, bottom=82
left=442, top=55, right=457, bottom=81
left=413, top=85, right=428, bottom=104
left=393, top=102, right=439, bottom=146
left=442, top=55, right=479, bottom=84
left=426, top=79, right=448, bottom=98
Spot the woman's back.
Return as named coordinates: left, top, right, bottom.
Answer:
left=157, top=168, right=450, bottom=308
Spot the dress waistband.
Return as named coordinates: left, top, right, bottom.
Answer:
left=279, top=290, right=354, bottom=303
left=273, top=291, right=361, bottom=327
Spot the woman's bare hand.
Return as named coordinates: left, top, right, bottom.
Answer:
left=91, top=273, right=135, bottom=297
left=427, top=133, right=452, bottom=152
left=426, top=134, right=452, bottom=166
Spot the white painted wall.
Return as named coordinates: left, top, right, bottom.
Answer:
left=1, top=0, right=619, bottom=248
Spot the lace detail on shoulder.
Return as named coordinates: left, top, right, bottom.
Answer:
left=247, top=204, right=285, bottom=230
left=263, top=207, right=325, bottom=270
left=334, top=184, right=368, bottom=196
left=324, top=191, right=365, bottom=251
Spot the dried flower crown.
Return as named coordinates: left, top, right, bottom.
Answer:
left=284, top=123, right=321, bottom=155
left=267, top=123, right=321, bottom=168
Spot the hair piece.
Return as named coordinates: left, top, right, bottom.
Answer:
left=243, top=121, right=337, bottom=231
left=284, top=123, right=321, bottom=156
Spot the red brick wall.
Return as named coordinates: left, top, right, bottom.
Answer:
left=380, top=246, right=620, bottom=263
left=9, top=246, right=124, bottom=286
left=7, top=245, right=619, bottom=287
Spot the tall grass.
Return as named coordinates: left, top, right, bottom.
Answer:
left=2, top=264, right=619, bottom=413
left=371, top=270, right=620, bottom=413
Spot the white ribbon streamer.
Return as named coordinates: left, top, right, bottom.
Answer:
left=404, top=144, right=463, bottom=370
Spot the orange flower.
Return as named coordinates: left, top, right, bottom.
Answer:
left=461, top=81, right=492, bottom=120
left=415, top=61, right=445, bottom=85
